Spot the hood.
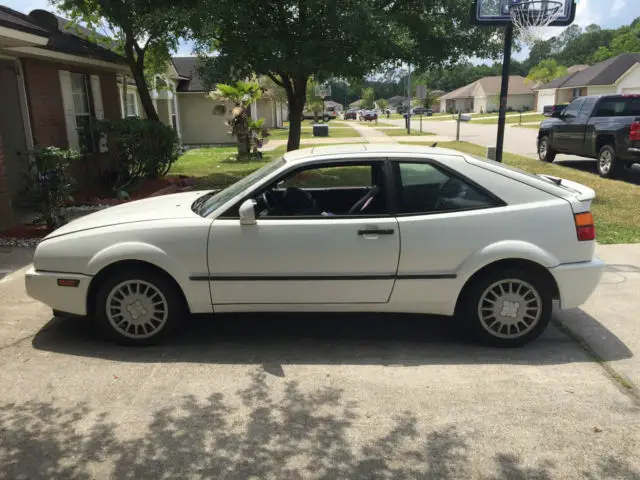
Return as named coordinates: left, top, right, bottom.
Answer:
left=45, top=190, right=209, bottom=240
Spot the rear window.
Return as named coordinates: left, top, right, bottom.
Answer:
left=593, top=97, right=640, bottom=117
left=468, top=156, right=583, bottom=196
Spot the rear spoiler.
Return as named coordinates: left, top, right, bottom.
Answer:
left=537, top=174, right=596, bottom=202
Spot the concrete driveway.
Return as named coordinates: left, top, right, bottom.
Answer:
left=0, top=246, right=639, bottom=479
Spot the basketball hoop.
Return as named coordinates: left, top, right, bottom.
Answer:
left=314, top=84, right=331, bottom=99
left=510, top=0, right=564, bottom=45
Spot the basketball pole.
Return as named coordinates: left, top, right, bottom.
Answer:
left=496, top=23, right=513, bottom=163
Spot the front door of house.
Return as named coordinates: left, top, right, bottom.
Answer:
left=0, top=60, right=29, bottom=203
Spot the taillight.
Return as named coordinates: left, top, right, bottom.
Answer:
left=630, top=121, right=640, bottom=141
left=575, top=212, right=595, bottom=241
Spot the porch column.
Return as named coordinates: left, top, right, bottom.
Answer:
left=0, top=134, right=14, bottom=229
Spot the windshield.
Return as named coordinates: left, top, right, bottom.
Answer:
left=192, top=157, right=286, bottom=217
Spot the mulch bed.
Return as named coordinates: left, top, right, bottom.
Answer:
left=0, top=176, right=197, bottom=241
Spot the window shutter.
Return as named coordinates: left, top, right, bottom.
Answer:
left=58, top=70, right=79, bottom=151
left=90, top=74, right=108, bottom=152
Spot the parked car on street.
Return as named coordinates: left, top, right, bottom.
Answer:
left=344, top=109, right=357, bottom=120
left=543, top=104, right=569, bottom=117
left=26, top=144, right=603, bottom=347
left=538, top=94, right=640, bottom=178
left=360, top=110, right=378, bottom=121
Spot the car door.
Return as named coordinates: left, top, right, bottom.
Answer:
left=554, top=98, right=585, bottom=152
left=207, top=159, right=400, bottom=305
left=391, top=159, right=505, bottom=315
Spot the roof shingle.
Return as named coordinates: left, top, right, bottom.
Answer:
left=172, top=57, right=206, bottom=92
left=537, top=54, right=640, bottom=90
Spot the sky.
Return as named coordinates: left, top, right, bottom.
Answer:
left=4, top=0, right=640, bottom=60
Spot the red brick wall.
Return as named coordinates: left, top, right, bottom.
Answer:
left=21, top=58, right=122, bottom=190
left=21, top=58, right=67, bottom=148
left=0, top=134, right=14, bottom=229
left=21, top=58, right=122, bottom=148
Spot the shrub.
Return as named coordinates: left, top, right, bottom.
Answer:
left=95, top=118, right=180, bottom=192
left=23, top=147, right=80, bottom=228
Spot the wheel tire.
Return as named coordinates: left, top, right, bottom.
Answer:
left=597, top=145, right=622, bottom=178
left=462, top=269, right=552, bottom=348
left=538, top=136, right=556, bottom=163
left=94, top=269, right=184, bottom=346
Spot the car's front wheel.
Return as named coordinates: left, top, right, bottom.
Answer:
left=95, top=269, right=184, bottom=345
left=463, top=269, right=552, bottom=347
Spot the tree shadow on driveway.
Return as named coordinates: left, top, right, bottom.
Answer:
left=1, top=369, right=639, bottom=480
left=31, top=309, right=633, bottom=367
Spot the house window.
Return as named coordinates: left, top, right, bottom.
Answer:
left=125, top=91, right=138, bottom=117
left=70, top=72, right=97, bottom=153
left=572, top=88, right=582, bottom=99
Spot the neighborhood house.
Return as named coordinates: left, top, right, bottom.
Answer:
left=439, top=75, right=535, bottom=113
left=0, top=6, right=127, bottom=229
left=534, top=53, right=640, bottom=113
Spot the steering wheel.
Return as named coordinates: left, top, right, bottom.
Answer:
left=282, top=187, right=318, bottom=215
left=260, top=190, right=282, bottom=214
left=348, top=186, right=380, bottom=214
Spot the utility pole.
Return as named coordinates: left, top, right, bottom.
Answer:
left=496, top=24, right=514, bottom=163
left=407, top=64, right=412, bottom=134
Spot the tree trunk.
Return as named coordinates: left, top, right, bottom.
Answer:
left=123, top=38, right=159, bottom=122
left=287, top=95, right=304, bottom=151
left=236, top=110, right=251, bottom=160
left=285, top=75, right=308, bottom=152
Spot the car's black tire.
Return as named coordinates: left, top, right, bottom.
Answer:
left=538, top=136, right=556, bottom=163
left=94, top=269, right=185, bottom=346
left=461, top=268, right=553, bottom=348
left=597, top=144, right=623, bottom=178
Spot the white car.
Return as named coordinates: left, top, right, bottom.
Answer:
left=26, top=145, right=604, bottom=347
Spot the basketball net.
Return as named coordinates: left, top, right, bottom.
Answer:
left=510, top=0, right=564, bottom=46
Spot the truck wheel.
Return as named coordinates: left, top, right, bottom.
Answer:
left=597, top=145, right=622, bottom=178
left=538, top=136, right=556, bottom=163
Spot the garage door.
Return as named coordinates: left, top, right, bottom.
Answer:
left=622, top=88, right=640, bottom=95
left=537, top=91, right=556, bottom=113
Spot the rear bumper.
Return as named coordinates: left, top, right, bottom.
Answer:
left=549, top=258, right=604, bottom=310
left=25, top=267, right=91, bottom=316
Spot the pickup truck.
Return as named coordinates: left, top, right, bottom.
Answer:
left=537, top=94, right=640, bottom=178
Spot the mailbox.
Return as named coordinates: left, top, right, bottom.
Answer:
left=313, top=124, right=329, bottom=137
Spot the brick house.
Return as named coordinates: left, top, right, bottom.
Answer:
left=0, top=6, right=128, bottom=228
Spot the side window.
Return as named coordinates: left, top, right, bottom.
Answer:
left=397, top=162, right=497, bottom=215
left=577, top=97, right=598, bottom=120
left=252, top=162, right=388, bottom=218
left=562, top=98, right=585, bottom=119
left=594, top=98, right=640, bottom=117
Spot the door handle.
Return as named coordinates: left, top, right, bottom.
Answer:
left=358, top=229, right=394, bottom=236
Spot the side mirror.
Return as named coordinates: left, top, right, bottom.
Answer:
left=239, top=199, right=257, bottom=225
left=552, top=110, right=562, bottom=118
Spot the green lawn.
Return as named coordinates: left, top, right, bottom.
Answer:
left=268, top=124, right=361, bottom=140
left=400, top=141, right=640, bottom=244
left=512, top=123, right=542, bottom=129
left=377, top=128, right=435, bottom=137
left=474, top=114, right=547, bottom=125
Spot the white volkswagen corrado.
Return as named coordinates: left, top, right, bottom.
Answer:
left=26, top=144, right=604, bottom=347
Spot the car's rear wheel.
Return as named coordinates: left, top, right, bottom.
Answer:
left=95, top=269, right=184, bottom=345
left=597, top=144, right=622, bottom=178
left=538, top=136, right=556, bottom=163
left=463, top=269, right=552, bottom=347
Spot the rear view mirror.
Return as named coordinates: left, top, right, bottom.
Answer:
left=239, top=199, right=257, bottom=225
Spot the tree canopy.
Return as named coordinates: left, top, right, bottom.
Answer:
left=188, top=0, right=504, bottom=150
left=526, top=59, right=568, bottom=85
left=55, top=0, right=188, bottom=122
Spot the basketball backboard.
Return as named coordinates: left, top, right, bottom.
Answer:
left=473, top=0, right=576, bottom=26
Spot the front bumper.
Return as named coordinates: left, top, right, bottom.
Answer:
left=549, top=257, right=605, bottom=310
left=25, top=267, right=92, bottom=316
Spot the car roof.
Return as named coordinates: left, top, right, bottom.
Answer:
left=282, top=144, right=467, bottom=164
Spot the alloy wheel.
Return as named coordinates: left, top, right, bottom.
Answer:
left=477, top=278, right=542, bottom=339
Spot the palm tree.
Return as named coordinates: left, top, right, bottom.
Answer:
left=210, top=80, right=263, bottom=160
